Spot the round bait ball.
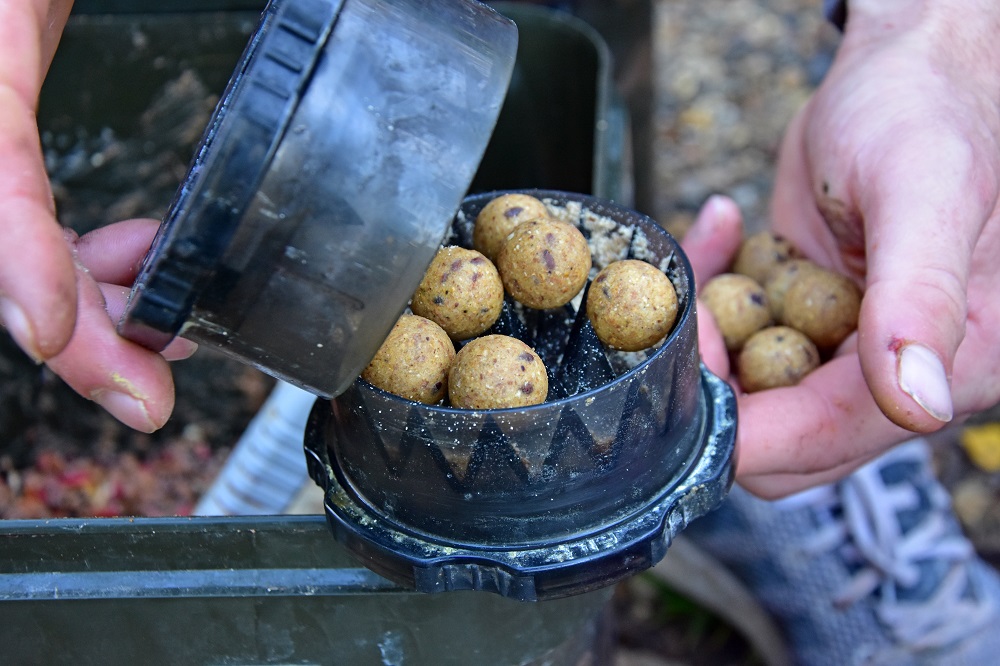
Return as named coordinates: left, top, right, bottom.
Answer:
left=763, top=258, right=821, bottom=322
left=781, top=267, right=861, bottom=350
left=700, top=273, right=772, bottom=352
left=448, top=335, right=548, bottom=409
left=362, top=314, right=456, bottom=404
left=738, top=326, right=820, bottom=393
left=733, top=231, right=799, bottom=284
left=473, top=193, right=550, bottom=262
left=586, top=259, right=679, bottom=351
left=410, top=246, right=504, bottom=341
left=496, top=217, right=592, bottom=310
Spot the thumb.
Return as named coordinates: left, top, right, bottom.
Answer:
left=853, top=137, right=992, bottom=432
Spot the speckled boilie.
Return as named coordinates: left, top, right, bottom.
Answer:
left=410, top=246, right=504, bottom=341
left=763, top=258, right=820, bottom=322
left=448, top=334, right=548, bottom=409
left=473, top=193, right=551, bottom=262
left=732, top=230, right=799, bottom=284
left=586, top=259, right=679, bottom=352
left=700, top=273, right=772, bottom=352
left=496, top=217, right=592, bottom=310
left=362, top=314, right=456, bottom=404
left=737, top=325, right=820, bottom=392
left=781, top=266, right=861, bottom=350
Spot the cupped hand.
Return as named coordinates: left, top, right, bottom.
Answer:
left=0, top=2, right=194, bottom=432
left=685, top=197, right=915, bottom=498
left=684, top=2, right=1000, bottom=497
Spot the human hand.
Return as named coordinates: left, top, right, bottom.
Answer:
left=1, top=2, right=194, bottom=432
left=684, top=0, right=1000, bottom=497
left=52, top=220, right=198, bottom=432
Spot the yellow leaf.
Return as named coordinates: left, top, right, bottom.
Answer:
left=960, top=423, right=1000, bottom=472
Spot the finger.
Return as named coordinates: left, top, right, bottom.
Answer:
left=0, top=87, right=77, bottom=361
left=161, top=340, right=199, bottom=362
left=160, top=336, right=199, bottom=362
left=0, top=2, right=50, bottom=99
left=79, top=221, right=199, bottom=361
left=74, top=218, right=160, bottom=286
left=852, top=132, right=995, bottom=431
left=733, top=353, right=911, bottom=480
left=0, top=2, right=78, bottom=361
left=695, top=298, right=730, bottom=380
left=99, top=283, right=198, bottom=361
left=948, top=282, right=1000, bottom=414
left=46, top=265, right=175, bottom=432
left=680, top=195, right=744, bottom=287
left=738, top=450, right=881, bottom=500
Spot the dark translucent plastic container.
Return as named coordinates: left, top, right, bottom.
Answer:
left=305, top=190, right=736, bottom=601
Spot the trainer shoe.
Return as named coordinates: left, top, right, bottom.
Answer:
left=674, top=438, right=1000, bottom=666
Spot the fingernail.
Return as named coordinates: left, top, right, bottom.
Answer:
left=707, top=194, right=731, bottom=216
left=897, top=344, right=953, bottom=423
left=688, top=196, right=726, bottom=242
left=0, top=297, right=42, bottom=363
left=162, top=337, right=199, bottom=362
left=91, top=389, right=158, bottom=433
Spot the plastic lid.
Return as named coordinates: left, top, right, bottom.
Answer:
left=117, top=0, right=518, bottom=398
left=119, top=0, right=343, bottom=350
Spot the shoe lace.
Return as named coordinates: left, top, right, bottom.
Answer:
left=777, top=441, right=996, bottom=651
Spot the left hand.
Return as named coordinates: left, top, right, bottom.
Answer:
left=47, top=219, right=198, bottom=432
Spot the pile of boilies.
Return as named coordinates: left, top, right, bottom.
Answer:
left=700, top=231, right=862, bottom=392
left=362, top=194, right=680, bottom=410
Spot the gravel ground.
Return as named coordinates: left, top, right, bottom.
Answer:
left=650, top=0, right=840, bottom=238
